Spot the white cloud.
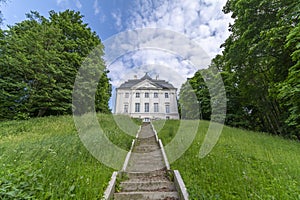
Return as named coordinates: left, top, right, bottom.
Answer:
left=93, top=0, right=100, bottom=15
left=106, top=0, right=233, bottom=93
left=92, top=0, right=106, bottom=23
left=107, top=49, right=191, bottom=90
left=74, top=0, right=82, bottom=9
left=104, top=29, right=209, bottom=90
left=123, top=0, right=232, bottom=58
left=111, top=10, right=122, bottom=31
left=56, top=0, right=69, bottom=7
left=57, top=0, right=81, bottom=9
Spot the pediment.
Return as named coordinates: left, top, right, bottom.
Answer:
left=131, top=80, right=162, bottom=90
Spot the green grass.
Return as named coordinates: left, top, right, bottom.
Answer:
left=2, top=116, right=299, bottom=199
left=153, top=120, right=300, bottom=199
left=0, top=114, right=138, bottom=199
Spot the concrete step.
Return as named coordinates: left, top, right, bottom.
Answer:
left=127, top=151, right=166, bottom=171
left=130, top=162, right=165, bottom=167
left=133, top=145, right=160, bottom=152
left=120, top=181, right=176, bottom=192
left=127, top=166, right=166, bottom=173
left=130, top=155, right=164, bottom=161
left=136, top=139, right=158, bottom=146
left=114, top=191, right=179, bottom=200
left=126, top=170, right=170, bottom=182
left=132, top=159, right=164, bottom=164
left=126, top=163, right=166, bottom=172
left=110, top=123, right=181, bottom=200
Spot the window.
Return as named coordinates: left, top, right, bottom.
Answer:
left=135, top=103, right=140, bottom=112
left=145, top=92, right=149, bottom=98
left=136, top=92, right=140, bottom=98
left=154, top=92, right=158, bottom=98
left=165, top=93, right=169, bottom=98
left=154, top=103, right=159, bottom=112
left=125, top=93, right=129, bottom=98
left=124, top=104, right=128, bottom=113
left=165, top=105, right=170, bottom=113
left=144, top=103, right=149, bottom=112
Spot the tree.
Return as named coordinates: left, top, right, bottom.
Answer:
left=185, top=0, right=299, bottom=138
left=277, top=22, right=300, bottom=139
left=188, top=70, right=211, bottom=120
left=217, top=0, right=299, bottom=136
left=95, top=69, right=111, bottom=113
left=179, top=68, right=218, bottom=121
left=211, top=55, right=264, bottom=130
left=178, top=80, right=200, bottom=119
left=0, top=10, right=111, bottom=120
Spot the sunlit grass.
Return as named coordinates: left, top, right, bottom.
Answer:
left=153, top=120, right=300, bottom=199
left=2, top=116, right=299, bottom=199
left=0, top=114, right=138, bottom=199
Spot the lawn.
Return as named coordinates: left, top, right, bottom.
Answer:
left=1, top=116, right=299, bottom=199
left=0, top=114, right=137, bottom=199
left=153, top=119, right=300, bottom=199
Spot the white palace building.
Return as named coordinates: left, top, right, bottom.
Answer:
left=114, top=73, right=179, bottom=120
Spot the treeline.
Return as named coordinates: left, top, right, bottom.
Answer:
left=180, top=0, right=299, bottom=139
left=0, top=10, right=111, bottom=120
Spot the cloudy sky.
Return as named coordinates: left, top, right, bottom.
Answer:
left=1, top=0, right=232, bottom=108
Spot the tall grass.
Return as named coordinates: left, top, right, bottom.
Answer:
left=0, top=114, right=137, bottom=199
left=153, top=120, right=300, bottom=199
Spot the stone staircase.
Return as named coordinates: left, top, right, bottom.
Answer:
left=113, top=123, right=180, bottom=200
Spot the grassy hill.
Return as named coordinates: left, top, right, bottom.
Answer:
left=153, top=120, right=300, bottom=199
left=0, top=114, right=136, bottom=199
left=1, top=115, right=299, bottom=199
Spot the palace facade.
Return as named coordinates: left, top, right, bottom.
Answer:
left=114, top=73, right=179, bottom=120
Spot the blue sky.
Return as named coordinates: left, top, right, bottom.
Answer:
left=1, top=0, right=232, bottom=110
left=0, top=0, right=232, bottom=80
left=1, top=0, right=130, bottom=40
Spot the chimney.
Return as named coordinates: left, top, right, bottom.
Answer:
left=156, top=74, right=159, bottom=80
left=134, top=75, right=137, bottom=79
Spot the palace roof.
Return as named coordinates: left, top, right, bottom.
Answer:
left=118, top=73, right=176, bottom=89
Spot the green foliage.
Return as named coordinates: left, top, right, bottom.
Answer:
left=95, top=69, right=112, bottom=113
left=276, top=20, right=300, bottom=139
left=178, top=81, right=201, bottom=119
left=179, top=70, right=212, bottom=120
left=155, top=120, right=300, bottom=199
left=114, top=173, right=129, bottom=193
left=0, top=163, right=44, bottom=199
left=179, top=67, right=226, bottom=123
left=0, top=114, right=134, bottom=199
left=221, top=0, right=294, bottom=135
left=182, top=0, right=299, bottom=138
left=0, top=10, right=111, bottom=120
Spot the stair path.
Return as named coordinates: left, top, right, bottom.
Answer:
left=113, top=122, right=180, bottom=200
